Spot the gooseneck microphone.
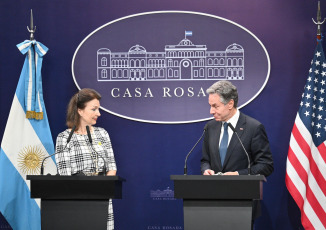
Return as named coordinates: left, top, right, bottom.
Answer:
left=40, top=125, right=76, bottom=175
left=227, top=123, right=251, bottom=175
left=86, top=125, right=107, bottom=176
left=86, top=125, right=93, bottom=144
left=184, top=124, right=208, bottom=175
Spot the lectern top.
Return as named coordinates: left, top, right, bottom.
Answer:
left=171, top=175, right=266, bottom=182
left=171, top=175, right=265, bottom=200
left=27, top=175, right=125, bottom=181
left=27, top=175, right=124, bottom=199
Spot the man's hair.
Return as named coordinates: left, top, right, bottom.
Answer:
left=206, top=80, right=238, bottom=108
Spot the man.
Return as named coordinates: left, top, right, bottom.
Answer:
left=201, top=80, right=273, bottom=176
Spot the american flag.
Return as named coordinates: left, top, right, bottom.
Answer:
left=286, top=40, right=326, bottom=230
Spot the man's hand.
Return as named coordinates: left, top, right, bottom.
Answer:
left=223, top=171, right=239, bottom=175
left=203, top=169, right=215, bottom=175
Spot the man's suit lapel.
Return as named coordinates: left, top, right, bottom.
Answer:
left=222, top=112, right=246, bottom=170
left=214, top=122, right=223, bottom=170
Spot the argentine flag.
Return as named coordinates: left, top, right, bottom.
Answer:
left=185, top=31, right=193, bottom=37
left=0, top=40, right=56, bottom=230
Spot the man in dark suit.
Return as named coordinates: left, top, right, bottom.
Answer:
left=201, top=80, right=273, bottom=176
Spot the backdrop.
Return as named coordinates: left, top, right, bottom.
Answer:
left=0, top=0, right=319, bottom=229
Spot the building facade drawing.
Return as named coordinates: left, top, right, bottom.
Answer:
left=97, top=36, right=244, bottom=81
left=150, top=187, right=174, bottom=198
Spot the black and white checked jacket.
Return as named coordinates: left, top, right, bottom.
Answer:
left=55, top=127, right=117, bottom=175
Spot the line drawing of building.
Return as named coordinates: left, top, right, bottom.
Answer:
left=97, top=33, right=244, bottom=81
left=150, top=187, right=174, bottom=198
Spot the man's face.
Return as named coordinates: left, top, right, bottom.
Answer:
left=208, top=93, right=234, bottom=122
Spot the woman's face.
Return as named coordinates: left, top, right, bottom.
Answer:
left=78, top=99, right=101, bottom=128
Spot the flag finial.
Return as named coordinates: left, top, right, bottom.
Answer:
left=312, top=1, right=326, bottom=38
left=27, top=9, right=36, bottom=41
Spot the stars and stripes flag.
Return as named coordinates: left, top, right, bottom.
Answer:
left=0, top=40, right=56, bottom=230
left=286, top=40, right=326, bottom=230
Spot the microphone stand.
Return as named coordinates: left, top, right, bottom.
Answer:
left=40, top=126, right=76, bottom=175
left=227, top=123, right=251, bottom=175
left=184, top=125, right=207, bottom=175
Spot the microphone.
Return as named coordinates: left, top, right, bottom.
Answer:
left=86, top=126, right=107, bottom=176
left=227, top=123, right=251, bottom=175
left=86, top=125, right=92, bottom=144
left=184, top=124, right=208, bottom=175
left=40, top=125, right=76, bottom=175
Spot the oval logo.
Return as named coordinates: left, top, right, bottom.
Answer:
left=72, top=11, right=270, bottom=124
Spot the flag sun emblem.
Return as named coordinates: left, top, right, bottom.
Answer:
left=18, top=146, right=45, bottom=175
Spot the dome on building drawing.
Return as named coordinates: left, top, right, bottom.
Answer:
left=178, top=38, right=194, bottom=46
left=226, top=43, right=244, bottom=52
left=97, top=48, right=111, bottom=54
left=128, top=45, right=146, bottom=53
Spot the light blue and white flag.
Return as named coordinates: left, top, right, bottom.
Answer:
left=0, top=40, right=56, bottom=230
left=185, top=31, right=193, bottom=37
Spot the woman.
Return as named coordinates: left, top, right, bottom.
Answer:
left=55, top=88, right=117, bottom=230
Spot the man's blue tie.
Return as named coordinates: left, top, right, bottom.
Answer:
left=220, top=122, right=229, bottom=166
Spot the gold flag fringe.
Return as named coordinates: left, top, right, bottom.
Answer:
left=26, top=111, right=44, bottom=120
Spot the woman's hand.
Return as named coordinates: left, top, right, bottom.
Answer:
left=106, top=170, right=117, bottom=176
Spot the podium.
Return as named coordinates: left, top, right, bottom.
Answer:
left=170, top=175, right=265, bottom=230
left=27, top=175, right=124, bottom=230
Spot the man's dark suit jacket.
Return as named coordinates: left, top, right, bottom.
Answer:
left=201, top=112, right=274, bottom=176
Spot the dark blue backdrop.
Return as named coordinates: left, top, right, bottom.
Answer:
left=0, top=0, right=318, bottom=229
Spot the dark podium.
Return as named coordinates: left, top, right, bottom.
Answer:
left=27, top=175, right=124, bottom=230
left=170, top=175, right=266, bottom=230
